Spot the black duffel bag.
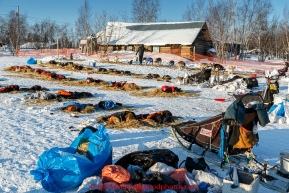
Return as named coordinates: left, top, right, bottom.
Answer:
left=244, top=78, right=259, bottom=88
left=115, top=149, right=179, bottom=171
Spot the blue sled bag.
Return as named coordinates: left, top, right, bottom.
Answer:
left=30, top=125, right=112, bottom=193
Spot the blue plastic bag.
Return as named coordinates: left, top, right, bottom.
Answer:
left=269, top=103, right=284, bottom=117
left=27, top=57, right=37, bottom=64
left=30, top=125, right=112, bottom=192
left=61, top=102, right=96, bottom=111
left=102, top=100, right=116, bottom=110
left=95, top=100, right=116, bottom=110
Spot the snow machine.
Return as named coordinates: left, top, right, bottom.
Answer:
left=263, top=74, right=280, bottom=110
left=277, top=61, right=289, bottom=77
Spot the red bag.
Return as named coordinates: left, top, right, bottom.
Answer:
left=169, top=168, right=187, bottom=185
left=112, top=82, right=122, bottom=87
left=161, top=86, right=175, bottom=92
left=35, top=68, right=42, bottom=73
left=162, top=86, right=180, bottom=93
left=86, top=77, right=95, bottom=83
left=102, top=165, right=131, bottom=184
left=125, top=83, right=135, bottom=86
left=57, top=74, right=65, bottom=79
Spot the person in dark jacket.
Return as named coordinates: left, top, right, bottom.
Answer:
left=136, top=44, right=145, bottom=65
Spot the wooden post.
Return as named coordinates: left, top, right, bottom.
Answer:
left=57, top=39, right=59, bottom=58
left=193, top=46, right=196, bottom=61
left=91, top=38, right=93, bottom=55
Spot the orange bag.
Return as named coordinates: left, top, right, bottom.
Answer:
left=102, top=165, right=131, bottom=184
left=67, top=106, right=79, bottom=112
left=146, top=111, right=163, bottom=119
left=57, top=90, right=72, bottom=96
left=169, top=168, right=187, bottom=185
left=233, top=126, right=257, bottom=149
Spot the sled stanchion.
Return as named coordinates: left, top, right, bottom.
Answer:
left=188, top=126, right=201, bottom=150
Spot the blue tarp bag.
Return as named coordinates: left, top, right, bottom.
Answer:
left=146, top=57, right=153, bottom=63
left=102, top=100, right=116, bottom=109
left=30, top=125, right=112, bottom=192
left=61, top=102, right=96, bottom=111
left=27, top=57, right=37, bottom=64
left=269, top=102, right=285, bottom=117
left=95, top=100, right=117, bottom=110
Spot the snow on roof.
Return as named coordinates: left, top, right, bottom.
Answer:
left=99, top=21, right=206, bottom=46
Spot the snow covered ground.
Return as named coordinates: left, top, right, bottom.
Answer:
left=0, top=53, right=288, bottom=193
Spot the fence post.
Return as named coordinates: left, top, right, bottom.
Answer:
left=57, top=39, right=59, bottom=58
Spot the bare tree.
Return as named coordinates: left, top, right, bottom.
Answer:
left=30, top=23, right=41, bottom=42
left=94, top=11, right=118, bottom=52
left=5, top=10, right=28, bottom=54
left=67, top=27, right=77, bottom=48
left=182, top=0, right=208, bottom=21
left=235, top=0, right=272, bottom=60
left=75, top=0, right=92, bottom=39
left=131, top=0, right=161, bottom=22
left=280, top=5, right=289, bottom=60
left=0, top=16, right=7, bottom=42
left=206, top=0, right=236, bottom=62
left=119, top=10, right=129, bottom=22
left=57, top=23, right=71, bottom=48
left=260, top=15, right=279, bottom=60
left=24, top=19, right=58, bottom=49
left=249, top=0, right=273, bottom=61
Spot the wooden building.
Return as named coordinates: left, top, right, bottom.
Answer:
left=96, top=21, right=214, bottom=60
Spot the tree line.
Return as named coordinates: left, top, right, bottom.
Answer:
left=182, top=0, right=289, bottom=61
left=0, top=0, right=288, bottom=61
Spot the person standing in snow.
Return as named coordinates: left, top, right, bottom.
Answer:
left=136, top=44, right=145, bottom=65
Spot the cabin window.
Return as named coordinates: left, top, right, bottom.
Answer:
left=127, top=46, right=133, bottom=51
left=153, top=46, right=159, bottom=53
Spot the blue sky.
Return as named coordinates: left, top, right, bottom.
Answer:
left=0, top=0, right=287, bottom=25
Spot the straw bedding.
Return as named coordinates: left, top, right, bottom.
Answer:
left=39, top=63, right=92, bottom=71
left=131, top=88, right=199, bottom=98
left=96, top=115, right=181, bottom=129
left=99, top=83, right=142, bottom=91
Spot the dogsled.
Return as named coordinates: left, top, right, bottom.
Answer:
left=169, top=92, right=289, bottom=192
left=171, top=92, right=266, bottom=161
